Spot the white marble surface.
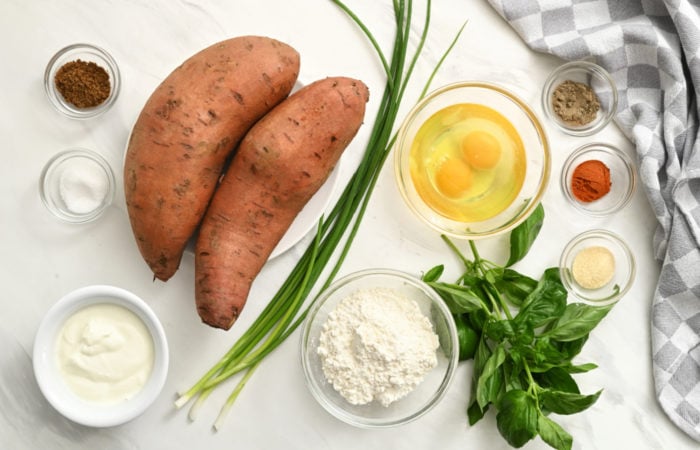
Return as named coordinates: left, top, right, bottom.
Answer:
left=1, top=1, right=698, bottom=449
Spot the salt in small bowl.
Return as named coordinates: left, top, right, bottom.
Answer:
left=39, top=148, right=116, bottom=224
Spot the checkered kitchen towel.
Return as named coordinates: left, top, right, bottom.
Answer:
left=486, top=0, right=700, bottom=441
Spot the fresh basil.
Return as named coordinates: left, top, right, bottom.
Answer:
left=424, top=225, right=614, bottom=450
left=538, top=414, right=573, bottom=450
left=545, top=303, right=613, bottom=342
left=496, top=389, right=539, bottom=448
left=506, top=202, right=545, bottom=267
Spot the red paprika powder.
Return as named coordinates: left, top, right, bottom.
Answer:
left=571, top=159, right=611, bottom=202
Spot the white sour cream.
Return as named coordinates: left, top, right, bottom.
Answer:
left=55, top=303, right=155, bottom=404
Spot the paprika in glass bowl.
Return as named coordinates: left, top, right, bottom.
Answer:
left=44, top=43, right=121, bottom=119
left=561, top=142, right=637, bottom=217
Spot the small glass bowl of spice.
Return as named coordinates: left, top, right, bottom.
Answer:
left=561, top=142, right=637, bottom=217
left=300, top=268, right=459, bottom=428
left=542, top=60, right=618, bottom=136
left=39, top=148, right=116, bottom=223
left=559, top=229, right=636, bottom=305
left=44, top=43, right=120, bottom=119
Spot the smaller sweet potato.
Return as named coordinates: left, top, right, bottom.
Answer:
left=195, top=76, right=370, bottom=330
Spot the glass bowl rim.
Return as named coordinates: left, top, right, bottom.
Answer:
left=541, top=60, right=618, bottom=137
left=39, top=147, right=117, bottom=224
left=559, top=229, right=636, bottom=305
left=300, top=267, right=459, bottom=428
left=44, top=42, right=121, bottom=119
left=559, top=141, right=637, bottom=217
left=394, top=80, right=551, bottom=240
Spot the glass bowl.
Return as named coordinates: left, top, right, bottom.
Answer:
left=559, top=229, right=636, bottom=305
left=394, top=81, right=551, bottom=240
left=542, top=60, right=618, bottom=136
left=44, top=43, right=121, bottom=119
left=39, top=148, right=116, bottom=224
left=32, top=285, right=169, bottom=427
left=561, top=142, right=636, bottom=217
left=300, top=268, right=459, bottom=428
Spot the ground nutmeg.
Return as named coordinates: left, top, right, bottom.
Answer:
left=571, top=159, right=611, bottom=202
left=54, top=59, right=111, bottom=108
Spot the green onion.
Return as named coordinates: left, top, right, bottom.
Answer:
left=174, top=0, right=465, bottom=430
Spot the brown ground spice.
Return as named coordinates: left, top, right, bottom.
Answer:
left=551, top=80, right=600, bottom=126
left=54, top=59, right=111, bottom=108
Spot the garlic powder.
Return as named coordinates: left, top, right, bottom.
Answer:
left=316, top=287, right=439, bottom=407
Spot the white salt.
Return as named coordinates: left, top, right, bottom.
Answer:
left=58, top=158, right=109, bottom=214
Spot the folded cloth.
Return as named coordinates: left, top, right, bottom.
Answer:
left=486, top=0, right=700, bottom=441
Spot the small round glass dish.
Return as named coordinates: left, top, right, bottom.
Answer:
left=44, top=43, right=121, bottom=119
left=559, top=229, right=636, bottom=305
left=32, top=285, right=169, bottom=427
left=561, top=142, right=636, bottom=217
left=542, top=60, right=618, bottom=136
left=300, top=268, right=458, bottom=428
left=394, top=81, right=551, bottom=240
left=39, top=148, right=116, bottom=224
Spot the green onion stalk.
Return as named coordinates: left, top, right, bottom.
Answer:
left=174, top=0, right=465, bottom=430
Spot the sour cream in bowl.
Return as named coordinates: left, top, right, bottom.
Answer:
left=32, top=285, right=168, bottom=427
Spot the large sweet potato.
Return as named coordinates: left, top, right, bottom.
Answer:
left=195, top=77, right=370, bottom=330
left=124, top=36, right=300, bottom=281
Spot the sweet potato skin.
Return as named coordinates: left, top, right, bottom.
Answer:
left=124, top=36, right=300, bottom=281
left=195, top=77, right=370, bottom=330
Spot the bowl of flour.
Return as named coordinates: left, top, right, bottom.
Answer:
left=300, top=268, right=459, bottom=428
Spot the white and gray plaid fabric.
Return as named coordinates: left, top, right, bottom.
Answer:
left=486, top=0, right=700, bottom=441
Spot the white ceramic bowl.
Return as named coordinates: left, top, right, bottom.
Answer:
left=300, top=269, right=458, bottom=428
left=33, top=285, right=169, bottom=427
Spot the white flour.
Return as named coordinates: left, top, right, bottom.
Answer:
left=316, top=287, right=439, bottom=407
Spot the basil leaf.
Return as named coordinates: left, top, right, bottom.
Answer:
left=477, top=343, right=506, bottom=409
left=506, top=203, right=544, bottom=267
left=422, top=264, right=444, bottom=283
left=565, top=362, right=598, bottom=374
left=540, top=389, right=602, bottom=415
left=467, top=399, right=488, bottom=425
left=538, top=414, right=573, bottom=450
left=469, top=336, right=493, bottom=424
left=427, top=281, right=485, bottom=314
left=455, top=314, right=479, bottom=361
left=495, top=269, right=538, bottom=307
left=515, top=268, right=567, bottom=328
left=483, top=319, right=515, bottom=341
left=546, top=304, right=613, bottom=342
left=553, top=335, right=589, bottom=360
left=534, top=367, right=580, bottom=394
left=495, top=389, right=539, bottom=448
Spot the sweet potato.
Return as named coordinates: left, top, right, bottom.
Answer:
left=195, top=77, right=370, bottom=330
left=124, top=36, right=300, bottom=281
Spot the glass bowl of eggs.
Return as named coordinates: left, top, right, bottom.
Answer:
left=394, top=81, right=551, bottom=239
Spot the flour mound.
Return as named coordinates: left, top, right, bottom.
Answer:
left=316, top=287, right=439, bottom=407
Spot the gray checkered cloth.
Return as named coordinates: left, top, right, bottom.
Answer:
left=486, top=0, right=700, bottom=441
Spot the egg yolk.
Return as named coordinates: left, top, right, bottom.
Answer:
left=462, top=130, right=502, bottom=170
left=434, top=157, right=473, bottom=198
